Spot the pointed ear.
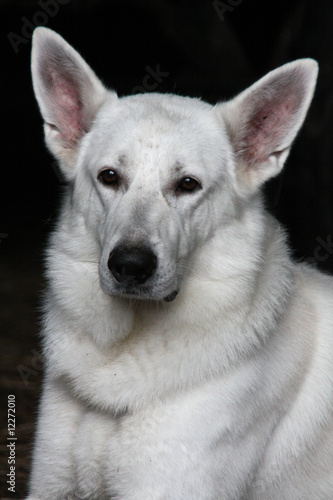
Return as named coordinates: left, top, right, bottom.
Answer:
left=217, top=59, right=318, bottom=194
left=31, top=28, right=110, bottom=174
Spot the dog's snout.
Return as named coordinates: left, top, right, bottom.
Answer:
left=108, top=245, right=157, bottom=285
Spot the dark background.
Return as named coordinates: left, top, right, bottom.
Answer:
left=1, top=0, right=333, bottom=497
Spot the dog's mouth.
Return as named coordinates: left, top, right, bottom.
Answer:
left=114, top=287, right=179, bottom=302
left=101, top=278, right=180, bottom=303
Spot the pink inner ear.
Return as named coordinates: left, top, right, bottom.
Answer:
left=50, top=69, right=86, bottom=146
left=240, top=79, right=304, bottom=167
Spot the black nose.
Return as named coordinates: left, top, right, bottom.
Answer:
left=108, top=245, right=157, bottom=285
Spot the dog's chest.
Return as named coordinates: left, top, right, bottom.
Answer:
left=72, top=376, right=270, bottom=499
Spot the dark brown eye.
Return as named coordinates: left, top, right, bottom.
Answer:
left=98, top=169, right=118, bottom=186
left=177, top=177, right=200, bottom=193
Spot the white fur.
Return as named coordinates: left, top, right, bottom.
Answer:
left=27, top=28, right=333, bottom=499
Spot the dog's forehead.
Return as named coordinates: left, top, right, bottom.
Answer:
left=88, top=93, right=226, bottom=171
left=120, top=92, right=214, bottom=117
left=105, top=94, right=214, bottom=135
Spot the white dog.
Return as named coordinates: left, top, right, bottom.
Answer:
left=28, top=27, right=333, bottom=499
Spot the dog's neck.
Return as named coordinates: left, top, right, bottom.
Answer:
left=44, top=202, right=296, bottom=411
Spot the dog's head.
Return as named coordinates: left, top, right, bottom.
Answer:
left=31, top=28, right=318, bottom=302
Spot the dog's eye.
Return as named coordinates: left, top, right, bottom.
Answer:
left=177, top=177, right=200, bottom=193
left=98, top=169, right=118, bottom=186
